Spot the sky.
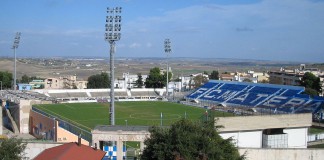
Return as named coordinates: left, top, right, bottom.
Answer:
left=0, top=0, right=324, bottom=62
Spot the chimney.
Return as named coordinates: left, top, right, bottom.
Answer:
left=78, top=134, right=81, bottom=146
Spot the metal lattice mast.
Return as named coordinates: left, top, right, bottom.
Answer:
left=164, top=39, right=171, bottom=98
left=12, top=32, right=21, bottom=90
left=105, top=7, right=122, bottom=126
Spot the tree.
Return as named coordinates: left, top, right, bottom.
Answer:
left=135, top=73, right=144, bottom=88
left=209, top=70, right=219, bottom=80
left=302, top=88, right=318, bottom=97
left=260, top=79, right=269, bottom=83
left=141, top=119, right=244, bottom=160
left=72, top=83, right=78, bottom=89
left=145, top=67, right=164, bottom=88
left=87, top=72, right=110, bottom=89
left=39, top=84, right=45, bottom=89
left=193, top=74, right=208, bottom=89
left=269, top=77, right=282, bottom=84
left=242, top=78, right=252, bottom=83
left=20, top=74, right=30, bottom=83
left=162, top=71, right=172, bottom=85
left=0, top=71, right=13, bottom=89
left=0, top=137, right=27, bottom=160
left=300, top=72, right=322, bottom=95
left=19, top=74, right=44, bottom=84
left=174, top=77, right=181, bottom=82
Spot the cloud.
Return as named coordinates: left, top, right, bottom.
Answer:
left=120, top=0, right=324, bottom=62
left=129, top=42, right=141, bottom=48
left=3, top=0, right=324, bottom=62
left=202, top=4, right=225, bottom=11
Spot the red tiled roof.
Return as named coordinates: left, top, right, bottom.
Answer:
left=34, top=142, right=106, bottom=160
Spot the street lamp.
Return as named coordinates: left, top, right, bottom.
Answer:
left=105, top=7, right=122, bottom=126
left=125, top=119, right=127, bottom=127
left=12, top=32, right=21, bottom=91
left=53, top=118, right=56, bottom=142
left=164, top=39, right=171, bottom=98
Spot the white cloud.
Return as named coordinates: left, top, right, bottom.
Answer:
left=129, top=42, right=141, bottom=48
left=120, top=0, right=324, bottom=61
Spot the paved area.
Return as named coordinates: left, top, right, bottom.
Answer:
left=2, top=125, right=36, bottom=140
left=312, top=122, right=324, bottom=128
left=308, top=139, right=324, bottom=146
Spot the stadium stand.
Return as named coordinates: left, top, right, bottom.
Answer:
left=48, top=92, right=70, bottom=98
left=66, top=92, right=88, bottom=98
left=90, top=92, right=110, bottom=98
left=35, top=88, right=165, bottom=102
left=114, top=91, right=128, bottom=97
left=186, top=80, right=324, bottom=115
left=131, top=91, right=159, bottom=97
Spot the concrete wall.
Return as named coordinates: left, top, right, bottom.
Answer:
left=284, top=128, right=308, bottom=148
left=92, top=129, right=150, bottom=160
left=217, top=113, right=312, bottom=132
left=56, top=125, right=89, bottom=145
left=220, top=130, right=262, bottom=148
left=222, top=128, right=309, bottom=149
left=239, top=148, right=324, bottom=160
left=309, top=133, right=324, bottom=142
left=24, top=142, right=63, bottom=160
left=30, top=110, right=89, bottom=145
left=20, top=100, right=52, bottom=134
left=0, top=107, right=2, bottom=135
left=30, top=110, right=55, bottom=140
left=217, top=114, right=311, bottom=149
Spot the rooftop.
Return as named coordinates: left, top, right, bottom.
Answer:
left=34, top=142, right=106, bottom=160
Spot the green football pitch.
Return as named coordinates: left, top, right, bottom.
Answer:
left=34, top=101, right=231, bottom=131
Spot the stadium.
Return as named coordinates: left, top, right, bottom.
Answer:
left=1, top=79, right=324, bottom=159
left=186, top=80, right=324, bottom=115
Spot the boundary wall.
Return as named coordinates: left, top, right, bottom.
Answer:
left=239, top=148, right=324, bottom=160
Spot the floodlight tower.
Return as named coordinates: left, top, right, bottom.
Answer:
left=12, top=32, right=21, bottom=91
left=164, top=39, right=171, bottom=98
left=105, top=7, right=122, bottom=126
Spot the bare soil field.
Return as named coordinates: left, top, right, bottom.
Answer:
left=0, top=57, right=303, bottom=81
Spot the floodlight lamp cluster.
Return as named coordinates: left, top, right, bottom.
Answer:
left=164, top=39, right=171, bottom=53
left=12, top=32, right=21, bottom=49
left=105, top=7, right=122, bottom=43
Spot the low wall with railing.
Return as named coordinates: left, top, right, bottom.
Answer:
left=239, top=148, right=324, bottom=160
left=31, top=107, right=92, bottom=143
left=308, top=133, right=324, bottom=142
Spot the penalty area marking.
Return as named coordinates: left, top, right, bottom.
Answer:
left=129, top=113, right=182, bottom=120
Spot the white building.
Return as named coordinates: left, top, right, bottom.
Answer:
left=44, top=75, right=87, bottom=89
left=114, top=73, right=148, bottom=89
left=218, top=113, right=311, bottom=148
left=220, top=71, right=269, bottom=83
